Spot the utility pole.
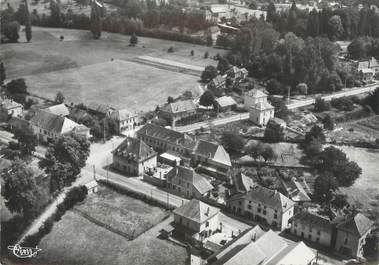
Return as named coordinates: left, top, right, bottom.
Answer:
left=167, top=192, right=169, bottom=209
left=106, top=158, right=109, bottom=183
left=103, top=119, right=106, bottom=143
left=287, top=86, right=291, bottom=105
left=93, top=165, right=96, bottom=181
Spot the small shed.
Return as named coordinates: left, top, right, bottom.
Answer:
left=84, top=180, right=98, bottom=194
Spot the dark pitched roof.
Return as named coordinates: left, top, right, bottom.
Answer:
left=8, top=117, right=29, bottom=130
left=109, top=109, right=136, bottom=121
left=233, top=172, right=255, bottom=193
left=337, top=213, right=373, bottom=236
left=228, top=185, right=295, bottom=212
left=173, top=199, right=220, bottom=224
left=137, top=124, right=195, bottom=148
left=112, top=137, right=156, bottom=162
left=87, top=102, right=115, bottom=115
left=29, top=110, right=78, bottom=134
left=291, top=212, right=333, bottom=231
left=161, top=100, right=196, bottom=114
left=193, top=140, right=231, bottom=167
left=169, top=166, right=213, bottom=195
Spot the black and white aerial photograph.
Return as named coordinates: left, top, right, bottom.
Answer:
left=0, top=0, right=378, bottom=264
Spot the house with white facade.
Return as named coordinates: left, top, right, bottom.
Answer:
left=192, top=139, right=232, bottom=181
left=290, top=211, right=334, bottom=248
left=112, top=137, right=157, bottom=176
left=159, top=100, right=197, bottom=127
left=227, top=185, right=295, bottom=231
left=0, top=98, right=23, bottom=121
left=335, top=213, right=374, bottom=258
left=245, top=89, right=275, bottom=126
left=173, top=199, right=221, bottom=242
left=109, top=109, right=138, bottom=134
left=29, top=110, right=82, bottom=142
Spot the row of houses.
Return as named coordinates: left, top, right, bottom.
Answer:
left=289, top=211, right=374, bottom=258
left=112, top=124, right=232, bottom=180
left=171, top=199, right=317, bottom=265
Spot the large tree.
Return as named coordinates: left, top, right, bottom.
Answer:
left=313, top=172, right=338, bottom=204
left=24, top=0, right=32, bottom=42
left=13, top=127, right=38, bottom=158
left=1, top=161, right=47, bottom=218
left=220, top=132, right=245, bottom=156
left=327, top=15, right=344, bottom=41
left=90, top=0, right=104, bottom=39
left=201, top=65, right=218, bottom=83
left=0, top=62, right=5, bottom=85
left=39, top=135, right=90, bottom=192
left=199, top=90, right=215, bottom=107
left=55, top=91, right=65, bottom=103
left=317, top=146, right=362, bottom=187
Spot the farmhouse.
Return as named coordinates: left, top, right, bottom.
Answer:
left=208, top=229, right=316, bottom=265
left=137, top=123, right=195, bottom=156
left=159, top=100, right=197, bottom=127
left=192, top=139, right=232, bottom=180
left=112, top=137, right=157, bottom=176
left=29, top=110, right=82, bottom=142
left=215, top=96, right=237, bottom=112
left=173, top=199, right=221, bottom=242
left=166, top=165, right=213, bottom=199
left=0, top=98, right=23, bottom=121
left=290, top=211, right=334, bottom=247
left=335, top=213, right=374, bottom=258
left=109, top=109, right=137, bottom=134
left=227, top=185, right=295, bottom=231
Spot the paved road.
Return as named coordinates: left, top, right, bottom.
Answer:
left=175, top=83, right=379, bottom=133
left=17, top=172, right=94, bottom=244
left=175, top=113, right=249, bottom=133
left=83, top=165, right=187, bottom=208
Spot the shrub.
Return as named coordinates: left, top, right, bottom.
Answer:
left=331, top=97, right=354, bottom=111
left=168, top=46, right=174, bottom=53
left=314, top=97, right=331, bottom=112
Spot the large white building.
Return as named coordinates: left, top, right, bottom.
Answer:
left=227, top=185, right=295, bottom=231
left=112, top=137, right=157, bottom=176
left=244, top=89, right=274, bottom=126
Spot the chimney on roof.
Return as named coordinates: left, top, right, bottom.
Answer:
left=205, top=207, right=210, bottom=216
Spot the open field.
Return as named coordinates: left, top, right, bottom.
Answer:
left=1, top=27, right=225, bottom=111
left=31, top=211, right=187, bottom=265
left=74, top=185, right=168, bottom=238
left=327, top=115, right=379, bottom=145
left=23, top=59, right=201, bottom=111
left=336, top=145, right=379, bottom=215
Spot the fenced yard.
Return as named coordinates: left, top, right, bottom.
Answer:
left=74, top=185, right=169, bottom=239
left=30, top=186, right=186, bottom=265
